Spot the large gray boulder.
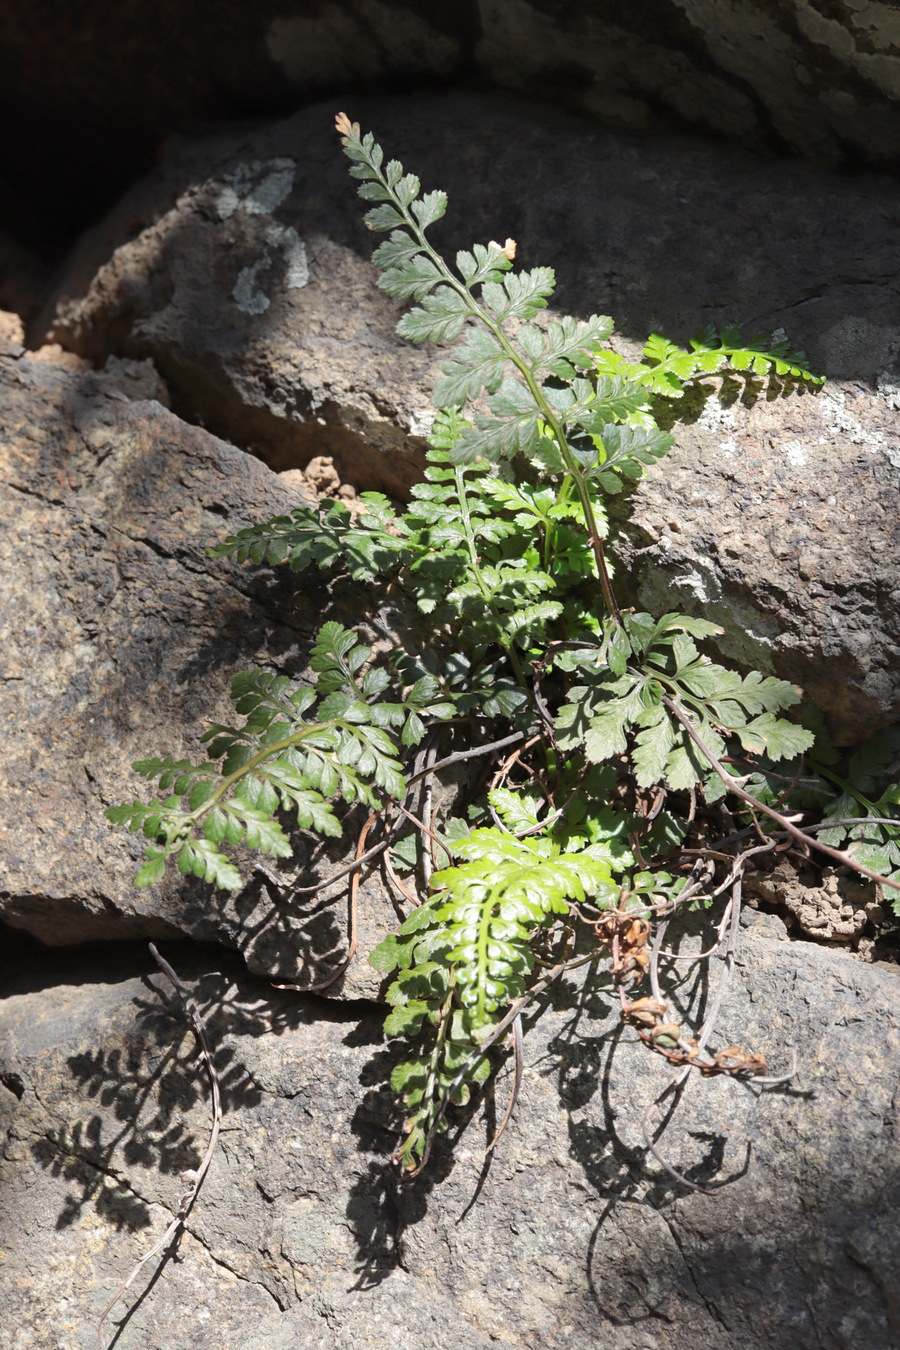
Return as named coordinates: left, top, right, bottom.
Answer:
left=41, top=92, right=900, bottom=741
left=1, top=923, right=897, bottom=1348
left=0, top=346, right=398, bottom=994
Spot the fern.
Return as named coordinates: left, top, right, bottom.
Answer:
left=107, top=623, right=450, bottom=888
left=594, top=324, right=824, bottom=398
left=371, top=826, right=620, bottom=1170
left=108, top=115, right=859, bottom=1182
left=208, top=494, right=409, bottom=581
left=554, top=612, right=813, bottom=792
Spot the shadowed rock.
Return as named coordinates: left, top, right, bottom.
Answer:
left=0, top=928, right=897, bottom=1348
left=0, top=347, right=398, bottom=993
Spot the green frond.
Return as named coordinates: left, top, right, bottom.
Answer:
left=107, top=624, right=415, bottom=888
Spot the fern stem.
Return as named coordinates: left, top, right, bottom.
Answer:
left=419, top=977, right=456, bottom=1146
left=808, top=759, right=879, bottom=815
left=491, top=340, right=621, bottom=625
left=475, top=886, right=501, bottom=1025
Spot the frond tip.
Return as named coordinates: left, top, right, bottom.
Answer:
left=335, top=111, right=357, bottom=141
left=490, top=238, right=517, bottom=261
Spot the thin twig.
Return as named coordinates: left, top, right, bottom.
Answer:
left=660, top=902, right=733, bottom=962
left=419, top=741, right=439, bottom=886
left=690, top=874, right=743, bottom=1066
left=745, top=1047, right=798, bottom=1085
left=641, top=1091, right=715, bottom=1196
left=97, top=946, right=221, bottom=1349
left=488, top=736, right=544, bottom=790
left=285, top=837, right=391, bottom=896
left=391, top=799, right=454, bottom=869
left=649, top=919, right=670, bottom=1006
left=405, top=728, right=533, bottom=787
left=382, top=845, right=419, bottom=911
left=801, top=817, right=900, bottom=833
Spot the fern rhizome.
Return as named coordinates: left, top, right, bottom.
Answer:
left=109, top=112, right=900, bottom=1180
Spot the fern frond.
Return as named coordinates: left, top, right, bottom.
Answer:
left=554, top=613, right=814, bottom=791
left=209, top=496, right=413, bottom=582
left=371, top=827, right=618, bottom=1168
left=592, top=325, right=824, bottom=399
left=107, top=625, right=422, bottom=888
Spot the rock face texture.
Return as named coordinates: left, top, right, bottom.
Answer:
left=1, top=927, right=897, bottom=1349
left=614, top=375, right=900, bottom=745
left=4, top=0, right=900, bottom=248
left=0, top=347, right=399, bottom=995
left=41, top=92, right=900, bottom=741
left=477, top=0, right=900, bottom=168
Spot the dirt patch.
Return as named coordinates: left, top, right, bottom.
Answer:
left=747, top=858, right=888, bottom=959
left=278, top=454, right=363, bottom=514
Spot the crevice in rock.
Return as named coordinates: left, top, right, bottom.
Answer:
left=6, top=478, right=68, bottom=506
left=159, top=365, right=428, bottom=500
left=656, top=1204, right=731, bottom=1333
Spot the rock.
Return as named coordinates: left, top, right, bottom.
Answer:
left=42, top=91, right=900, bottom=740
left=94, top=354, right=172, bottom=406
left=477, top=0, right=900, bottom=170
left=613, top=374, right=900, bottom=744
left=4, top=1, right=900, bottom=259
left=1, top=927, right=897, bottom=1348
left=30, top=341, right=91, bottom=371
left=21, top=343, right=171, bottom=406
left=0, top=349, right=401, bottom=995
left=0, top=309, right=23, bottom=344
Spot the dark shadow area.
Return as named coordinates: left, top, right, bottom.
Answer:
left=0, top=924, right=173, bottom=997
left=12, top=942, right=372, bottom=1220
left=0, top=3, right=484, bottom=257
left=344, top=1011, right=509, bottom=1287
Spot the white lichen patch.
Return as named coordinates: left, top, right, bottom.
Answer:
left=408, top=409, right=435, bottom=439
left=782, top=439, right=808, bottom=467
left=823, top=383, right=884, bottom=447
left=232, top=261, right=271, bottom=315
left=231, top=225, right=310, bottom=314
left=266, top=225, right=309, bottom=289
left=696, top=397, right=742, bottom=459
left=822, top=381, right=900, bottom=480
left=216, top=158, right=296, bottom=220
left=696, top=396, right=737, bottom=434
